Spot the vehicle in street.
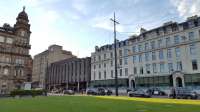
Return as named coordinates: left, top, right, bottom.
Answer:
left=147, top=88, right=166, bottom=96
left=128, top=89, right=151, bottom=98
left=63, top=90, right=75, bottom=95
left=86, top=88, right=98, bottom=95
left=86, top=88, right=112, bottom=96
left=169, top=87, right=198, bottom=99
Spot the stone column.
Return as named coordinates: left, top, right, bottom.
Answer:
left=77, top=82, right=80, bottom=92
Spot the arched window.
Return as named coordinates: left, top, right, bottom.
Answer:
left=3, top=68, right=9, bottom=75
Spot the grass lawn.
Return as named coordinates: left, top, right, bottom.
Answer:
left=0, top=95, right=200, bottom=112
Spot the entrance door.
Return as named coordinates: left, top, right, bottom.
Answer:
left=131, top=80, right=135, bottom=89
left=176, top=77, right=183, bottom=87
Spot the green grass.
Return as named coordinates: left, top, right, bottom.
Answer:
left=0, top=96, right=200, bottom=112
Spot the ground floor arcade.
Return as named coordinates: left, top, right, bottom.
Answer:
left=90, top=72, right=200, bottom=89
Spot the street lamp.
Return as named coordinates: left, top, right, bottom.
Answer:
left=110, top=12, right=119, bottom=96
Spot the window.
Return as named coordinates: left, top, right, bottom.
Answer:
left=98, top=55, right=101, bottom=61
left=168, top=63, right=173, bottom=73
left=3, top=68, right=9, bottom=75
left=152, top=63, right=157, bottom=73
left=104, top=63, right=106, bottom=68
left=145, top=52, right=149, bottom=61
left=6, top=57, right=10, bottom=63
left=110, top=52, right=113, bottom=58
left=124, top=49, right=129, bottom=56
left=94, top=56, right=96, bottom=62
left=192, top=60, right=198, bottom=70
left=146, top=64, right=151, bottom=74
left=190, top=44, right=196, bottom=55
left=6, top=38, right=13, bottom=44
left=94, top=65, right=96, bottom=69
left=138, top=45, right=142, bottom=52
left=152, top=52, right=156, bottom=60
left=0, top=36, right=5, bottom=42
left=16, top=59, right=24, bottom=64
left=145, top=43, right=149, bottom=51
left=110, top=60, right=113, bottom=67
left=99, top=64, right=101, bottom=68
left=125, top=68, right=128, bottom=76
left=159, top=50, right=164, bottom=60
left=160, top=63, right=165, bottom=73
left=158, top=39, right=163, bottom=48
left=175, top=47, right=181, bottom=57
left=99, top=72, right=101, bottom=79
left=124, top=57, right=128, bottom=65
left=104, top=53, right=106, bottom=59
left=151, top=41, right=156, bottom=49
left=189, top=32, right=195, bottom=41
left=167, top=49, right=172, bottom=59
left=119, top=59, right=122, bottom=65
left=132, top=46, right=136, bottom=53
left=166, top=37, right=171, bottom=46
left=140, top=66, right=143, bottom=74
left=119, top=50, right=122, bottom=56
left=177, top=61, right=182, bottom=71
left=139, top=54, right=142, bottom=62
left=134, top=67, right=137, bottom=74
left=111, top=70, right=114, bottom=78
left=133, top=56, right=137, bottom=63
left=93, top=72, right=96, bottom=80
left=174, top=35, right=180, bottom=44
left=119, top=69, right=122, bottom=76
left=104, top=71, right=106, bottom=79
left=21, top=31, right=25, bottom=36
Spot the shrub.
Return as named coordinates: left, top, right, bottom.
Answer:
left=10, top=90, right=46, bottom=97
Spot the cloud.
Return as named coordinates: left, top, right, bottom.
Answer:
left=72, top=0, right=89, bottom=15
left=91, top=14, right=125, bottom=32
left=170, top=0, right=200, bottom=18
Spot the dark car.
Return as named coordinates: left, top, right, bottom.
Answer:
left=169, top=88, right=198, bottom=99
left=128, top=89, right=151, bottom=98
left=147, top=88, right=166, bottom=96
left=97, top=88, right=106, bottom=95
left=106, top=89, right=113, bottom=96
left=126, top=88, right=136, bottom=93
left=63, top=90, right=75, bottom=95
left=97, top=88, right=113, bottom=96
left=86, top=89, right=98, bottom=95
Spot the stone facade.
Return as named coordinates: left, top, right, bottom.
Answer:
left=46, top=57, right=91, bottom=91
left=0, top=7, right=32, bottom=94
left=32, top=45, right=76, bottom=89
left=91, top=15, right=200, bottom=90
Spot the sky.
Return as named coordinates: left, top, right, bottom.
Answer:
left=0, top=0, right=200, bottom=58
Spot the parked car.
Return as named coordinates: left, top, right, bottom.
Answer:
left=105, top=89, right=112, bottom=96
left=86, top=88, right=98, bottom=95
left=126, top=88, right=136, bottom=93
left=63, top=90, right=75, bottom=95
left=86, top=88, right=112, bottom=96
left=97, top=88, right=106, bottom=95
left=169, top=88, right=198, bottom=99
left=97, top=88, right=113, bottom=96
left=128, top=89, right=151, bottom=98
left=147, top=88, right=166, bottom=96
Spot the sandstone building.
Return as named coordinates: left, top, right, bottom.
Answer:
left=32, top=45, right=76, bottom=89
left=0, top=7, right=32, bottom=94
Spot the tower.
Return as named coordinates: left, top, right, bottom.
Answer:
left=14, top=6, right=31, bottom=38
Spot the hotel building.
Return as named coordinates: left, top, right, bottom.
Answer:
left=91, top=15, right=200, bottom=89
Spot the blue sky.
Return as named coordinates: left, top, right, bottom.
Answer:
left=0, top=0, right=200, bottom=58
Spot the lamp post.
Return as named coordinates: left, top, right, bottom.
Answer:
left=110, top=12, right=119, bottom=96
